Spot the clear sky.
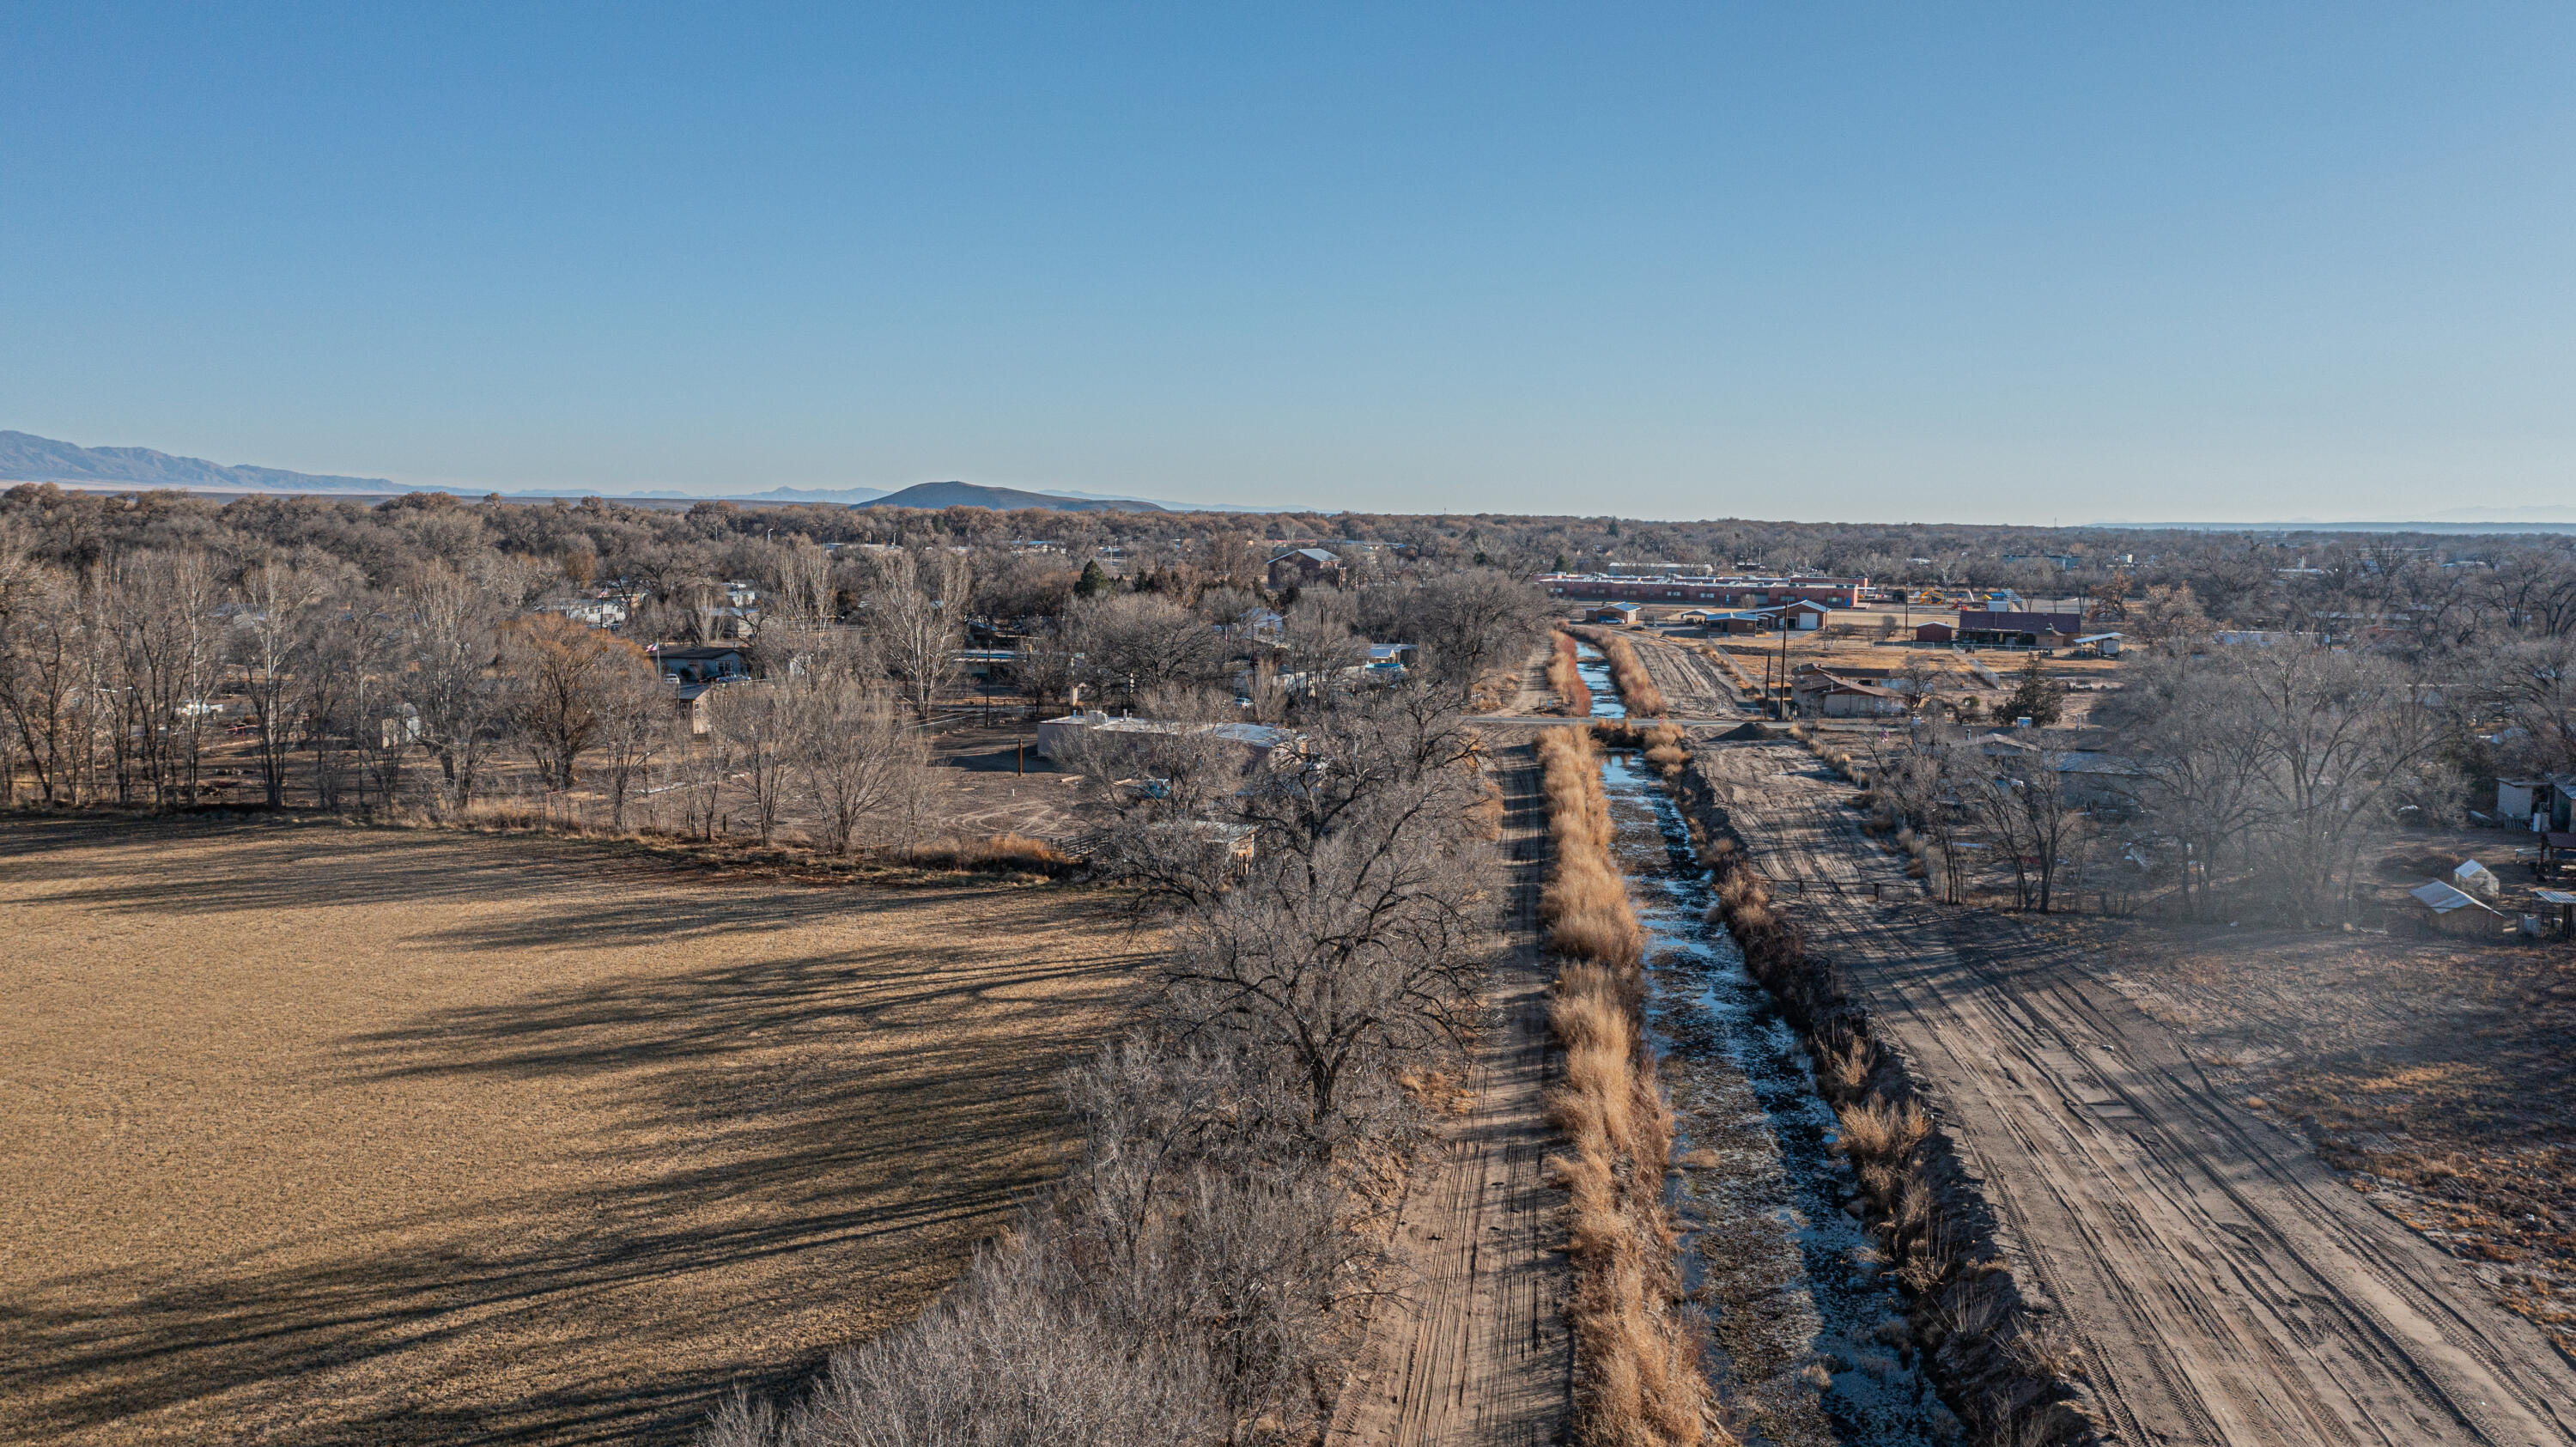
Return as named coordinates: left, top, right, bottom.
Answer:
left=4, top=3, right=2570, bottom=521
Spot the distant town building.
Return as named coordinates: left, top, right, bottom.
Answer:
left=1538, top=573, right=1865, bottom=608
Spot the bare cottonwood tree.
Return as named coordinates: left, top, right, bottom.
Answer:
left=868, top=549, right=971, bottom=720
left=1069, top=593, right=1235, bottom=708
left=115, top=550, right=225, bottom=806
left=0, top=561, right=89, bottom=804
left=595, top=662, right=675, bottom=830
left=793, top=675, right=926, bottom=856
left=1378, top=568, right=1552, bottom=693
left=501, top=612, right=654, bottom=792
left=400, top=564, right=505, bottom=812
left=710, top=681, right=797, bottom=844
left=235, top=557, right=340, bottom=806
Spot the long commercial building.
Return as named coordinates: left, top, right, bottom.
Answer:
left=1537, top=572, right=1867, bottom=608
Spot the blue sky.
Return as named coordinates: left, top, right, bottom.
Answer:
left=3, top=3, right=2570, bottom=521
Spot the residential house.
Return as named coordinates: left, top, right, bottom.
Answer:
left=1953, top=610, right=2087, bottom=649
left=1036, top=712, right=1297, bottom=769
left=1266, top=548, right=1346, bottom=590
left=652, top=644, right=753, bottom=686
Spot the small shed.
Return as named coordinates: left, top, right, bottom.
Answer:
left=2498, top=778, right=2549, bottom=824
left=1915, top=621, right=1956, bottom=643
left=2072, top=632, right=2123, bottom=658
left=1589, top=603, right=1643, bottom=625
left=2409, top=879, right=2505, bottom=936
left=2453, top=859, right=2502, bottom=900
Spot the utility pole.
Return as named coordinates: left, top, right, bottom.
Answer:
left=1776, top=607, right=1792, bottom=719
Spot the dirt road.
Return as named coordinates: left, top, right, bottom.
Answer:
left=1692, top=740, right=2576, bottom=1446
left=1627, top=633, right=1747, bottom=717
left=1327, top=745, right=1571, bottom=1447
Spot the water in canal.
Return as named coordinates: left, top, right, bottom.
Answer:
left=1574, top=645, right=1940, bottom=1447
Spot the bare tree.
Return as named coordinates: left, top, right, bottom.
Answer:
left=2113, top=656, right=2271, bottom=918
left=2242, top=646, right=2442, bottom=925
left=1381, top=568, right=1552, bottom=693
left=1069, top=593, right=1235, bottom=708
left=1879, top=727, right=1972, bottom=904
left=867, top=549, right=971, bottom=720
left=0, top=560, right=88, bottom=804
left=710, top=681, right=797, bottom=844
left=500, top=613, right=653, bottom=792
left=793, top=676, right=926, bottom=856
left=115, top=550, right=224, bottom=806
left=235, top=558, right=340, bottom=806
left=596, top=662, right=675, bottom=829
left=400, top=564, right=506, bottom=812
left=1964, top=750, right=2084, bottom=911
left=302, top=587, right=395, bottom=811
left=677, top=720, right=732, bottom=841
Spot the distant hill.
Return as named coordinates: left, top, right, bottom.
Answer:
left=860, top=481, right=1166, bottom=513
left=1, top=430, right=397, bottom=494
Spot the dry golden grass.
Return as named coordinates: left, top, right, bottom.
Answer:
left=1533, top=728, right=1715, bottom=1446
left=0, top=815, right=1152, bottom=1447
left=1549, top=630, right=1595, bottom=716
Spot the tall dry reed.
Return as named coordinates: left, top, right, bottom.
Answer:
left=1584, top=632, right=1670, bottom=717
left=1549, top=630, right=1595, bottom=717
left=1534, top=727, right=1715, bottom=1446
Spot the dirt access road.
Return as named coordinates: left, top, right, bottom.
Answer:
left=1327, top=743, right=1571, bottom=1447
left=0, top=817, right=1151, bottom=1447
left=1693, top=739, right=2576, bottom=1446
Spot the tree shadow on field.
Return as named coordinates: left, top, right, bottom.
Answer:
left=0, top=815, right=1151, bottom=1447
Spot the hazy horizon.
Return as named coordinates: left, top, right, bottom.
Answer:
left=5, top=4, right=2570, bottom=525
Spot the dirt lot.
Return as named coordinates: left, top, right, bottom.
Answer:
left=0, top=817, right=1152, bottom=1446
left=2099, top=927, right=2576, bottom=1364
left=1690, top=739, right=2576, bottom=1445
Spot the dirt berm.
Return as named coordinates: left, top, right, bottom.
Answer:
left=1685, top=738, right=2576, bottom=1447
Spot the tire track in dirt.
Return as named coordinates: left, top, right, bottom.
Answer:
left=1627, top=634, right=1745, bottom=718
left=1695, top=739, right=2576, bottom=1446
left=1327, top=745, right=1571, bottom=1447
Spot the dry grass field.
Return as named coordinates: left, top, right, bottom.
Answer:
left=0, top=817, right=1154, bottom=1446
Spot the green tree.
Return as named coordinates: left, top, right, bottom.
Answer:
left=1074, top=559, right=1109, bottom=599
left=2002, top=653, right=2065, bottom=727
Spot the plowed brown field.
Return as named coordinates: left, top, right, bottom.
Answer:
left=0, top=817, right=1151, bottom=1446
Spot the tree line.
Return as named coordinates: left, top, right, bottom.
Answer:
left=702, top=683, right=1503, bottom=1447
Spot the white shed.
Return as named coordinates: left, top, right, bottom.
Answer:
left=2452, top=859, right=2502, bottom=900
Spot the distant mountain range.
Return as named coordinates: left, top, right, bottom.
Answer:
left=0, top=430, right=1242, bottom=512
left=1, top=429, right=398, bottom=494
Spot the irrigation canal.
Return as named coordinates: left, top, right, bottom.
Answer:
left=1575, top=643, right=1941, bottom=1446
